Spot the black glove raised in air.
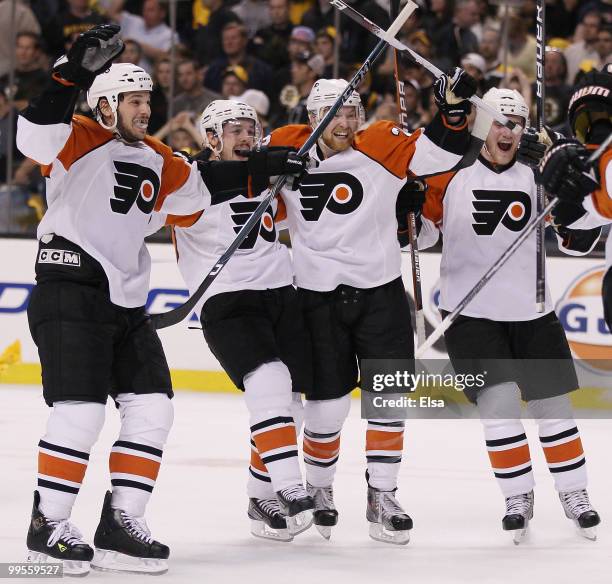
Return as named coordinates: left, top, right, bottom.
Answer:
left=53, top=24, right=124, bottom=89
left=433, top=67, right=477, bottom=119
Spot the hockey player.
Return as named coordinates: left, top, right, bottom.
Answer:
left=18, top=26, right=304, bottom=575
left=538, top=65, right=612, bottom=332
left=417, top=87, right=601, bottom=543
left=267, top=71, right=477, bottom=543
left=156, top=99, right=313, bottom=542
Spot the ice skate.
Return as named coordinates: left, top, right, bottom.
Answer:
left=26, top=491, right=93, bottom=577
left=91, top=491, right=169, bottom=575
left=366, top=486, right=412, bottom=545
left=559, top=489, right=600, bottom=541
left=306, top=483, right=338, bottom=540
left=248, top=498, right=292, bottom=542
left=502, top=491, right=534, bottom=545
left=276, top=485, right=314, bottom=536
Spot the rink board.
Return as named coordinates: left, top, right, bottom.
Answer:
left=1, top=237, right=612, bottom=407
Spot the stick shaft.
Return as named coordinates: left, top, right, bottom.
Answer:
left=535, top=0, right=546, bottom=311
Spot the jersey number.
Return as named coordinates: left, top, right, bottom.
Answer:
left=471, top=189, right=531, bottom=235
left=110, top=161, right=161, bottom=215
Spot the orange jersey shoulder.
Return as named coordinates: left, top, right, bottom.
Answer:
left=268, top=125, right=312, bottom=149
left=590, top=149, right=612, bottom=219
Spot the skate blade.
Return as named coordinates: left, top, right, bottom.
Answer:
left=27, top=550, right=89, bottom=577
left=286, top=510, right=314, bottom=536
left=511, top=526, right=529, bottom=546
left=250, top=519, right=293, bottom=542
left=368, top=523, right=411, bottom=545
left=91, top=549, right=168, bottom=575
left=578, top=526, right=597, bottom=541
left=315, top=524, right=332, bottom=540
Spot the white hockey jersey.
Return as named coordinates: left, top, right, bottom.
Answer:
left=420, top=156, right=554, bottom=321
left=564, top=149, right=612, bottom=270
left=268, top=121, right=463, bottom=292
left=164, top=193, right=293, bottom=311
left=16, top=114, right=211, bottom=307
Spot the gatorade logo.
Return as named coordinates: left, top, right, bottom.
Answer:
left=229, top=200, right=276, bottom=250
left=111, top=161, right=161, bottom=215
left=298, top=172, right=363, bottom=221
left=556, top=266, right=612, bottom=373
left=472, top=190, right=531, bottom=235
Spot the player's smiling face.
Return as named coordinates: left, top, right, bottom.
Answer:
left=116, top=91, right=151, bottom=142
left=220, top=118, right=257, bottom=161
left=318, top=106, right=360, bottom=154
left=483, top=114, right=525, bottom=165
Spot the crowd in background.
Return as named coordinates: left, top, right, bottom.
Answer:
left=0, top=0, right=610, bottom=238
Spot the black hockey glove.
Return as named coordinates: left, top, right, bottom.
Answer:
left=396, top=179, right=427, bottom=246
left=539, top=140, right=599, bottom=205
left=433, top=67, right=477, bottom=119
left=53, top=24, right=124, bottom=89
left=517, top=126, right=565, bottom=168
left=246, top=147, right=308, bottom=192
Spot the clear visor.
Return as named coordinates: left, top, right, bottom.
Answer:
left=311, top=105, right=365, bottom=129
left=221, top=117, right=262, bottom=146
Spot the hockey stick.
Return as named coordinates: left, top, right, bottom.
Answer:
left=535, top=0, right=546, bottom=312
left=389, top=0, right=425, bottom=347
left=415, top=133, right=612, bottom=358
left=151, top=5, right=417, bottom=330
left=329, top=0, right=522, bottom=135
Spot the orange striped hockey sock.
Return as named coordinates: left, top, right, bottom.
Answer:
left=247, top=435, right=275, bottom=499
left=365, top=420, right=405, bottom=490
left=37, top=402, right=105, bottom=520
left=303, top=428, right=341, bottom=486
left=538, top=419, right=586, bottom=492
left=251, top=416, right=301, bottom=492
left=484, top=420, right=535, bottom=497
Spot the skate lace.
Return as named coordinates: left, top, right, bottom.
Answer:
left=280, top=484, right=307, bottom=502
left=259, top=498, right=283, bottom=517
left=506, top=492, right=532, bottom=515
left=308, top=485, right=335, bottom=510
left=560, top=489, right=592, bottom=516
left=380, top=492, right=407, bottom=518
left=46, top=520, right=86, bottom=548
left=120, top=512, right=154, bottom=544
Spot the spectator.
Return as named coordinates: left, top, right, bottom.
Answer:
left=172, top=59, right=221, bottom=118
left=479, top=26, right=504, bottom=90
left=42, top=0, right=108, bottom=60
left=232, top=0, right=271, bottom=38
left=315, top=27, right=348, bottom=79
left=192, top=0, right=242, bottom=67
left=153, top=111, right=201, bottom=153
left=231, top=88, right=271, bottom=133
left=0, top=33, right=48, bottom=111
left=564, top=10, right=602, bottom=83
left=149, top=57, right=173, bottom=133
left=221, top=65, right=248, bottom=98
left=460, top=52, right=486, bottom=93
left=117, top=38, right=146, bottom=68
left=275, top=49, right=323, bottom=125
left=595, top=24, right=612, bottom=68
left=422, top=0, right=454, bottom=44
left=505, top=11, right=537, bottom=81
left=252, top=0, right=293, bottom=70
left=402, top=80, right=427, bottom=131
left=0, top=0, right=41, bottom=78
left=108, top=0, right=179, bottom=72
left=533, top=47, right=572, bottom=130
left=271, top=25, right=315, bottom=102
left=431, top=0, right=480, bottom=68
left=205, top=22, right=273, bottom=96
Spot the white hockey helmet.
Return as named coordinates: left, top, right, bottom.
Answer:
left=306, top=78, right=365, bottom=127
left=482, top=87, right=530, bottom=127
left=199, top=99, right=261, bottom=155
left=87, top=63, right=153, bottom=131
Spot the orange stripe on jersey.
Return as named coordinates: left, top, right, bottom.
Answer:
left=53, top=115, right=114, bottom=172
left=253, top=426, right=297, bottom=454
left=590, top=149, right=612, bottom=219
left=165, top=211, right=204, bottom=228
left=109, top=452, right=161, bottom=481
left=422, top=170, right=457, bottom=225
left=487, top=444, right=531, bottom=469
left=366, top=430, right=404, bottom=452
left=250, top=448, right=268, bottom=472
left=542, top=437, right=584, bottom=464
left=353, top=121, right=420, bottom=180
left=275, top=196, right=287, bottom=222
left=268, top=125, right=312, bottom=150
left=38, top=452, right=87, bottom=483
left=303, top=436, right=340, bottom=459
left=145, top=137, right=192, bottom=211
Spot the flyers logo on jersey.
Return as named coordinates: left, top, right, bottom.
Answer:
left=471, top=190, right=531, bottom=235
left=230, top=200, right=276, bottom=249
left=111, top=161, right=161, bottom=215
left=298, top=172, right=363, bottom=221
